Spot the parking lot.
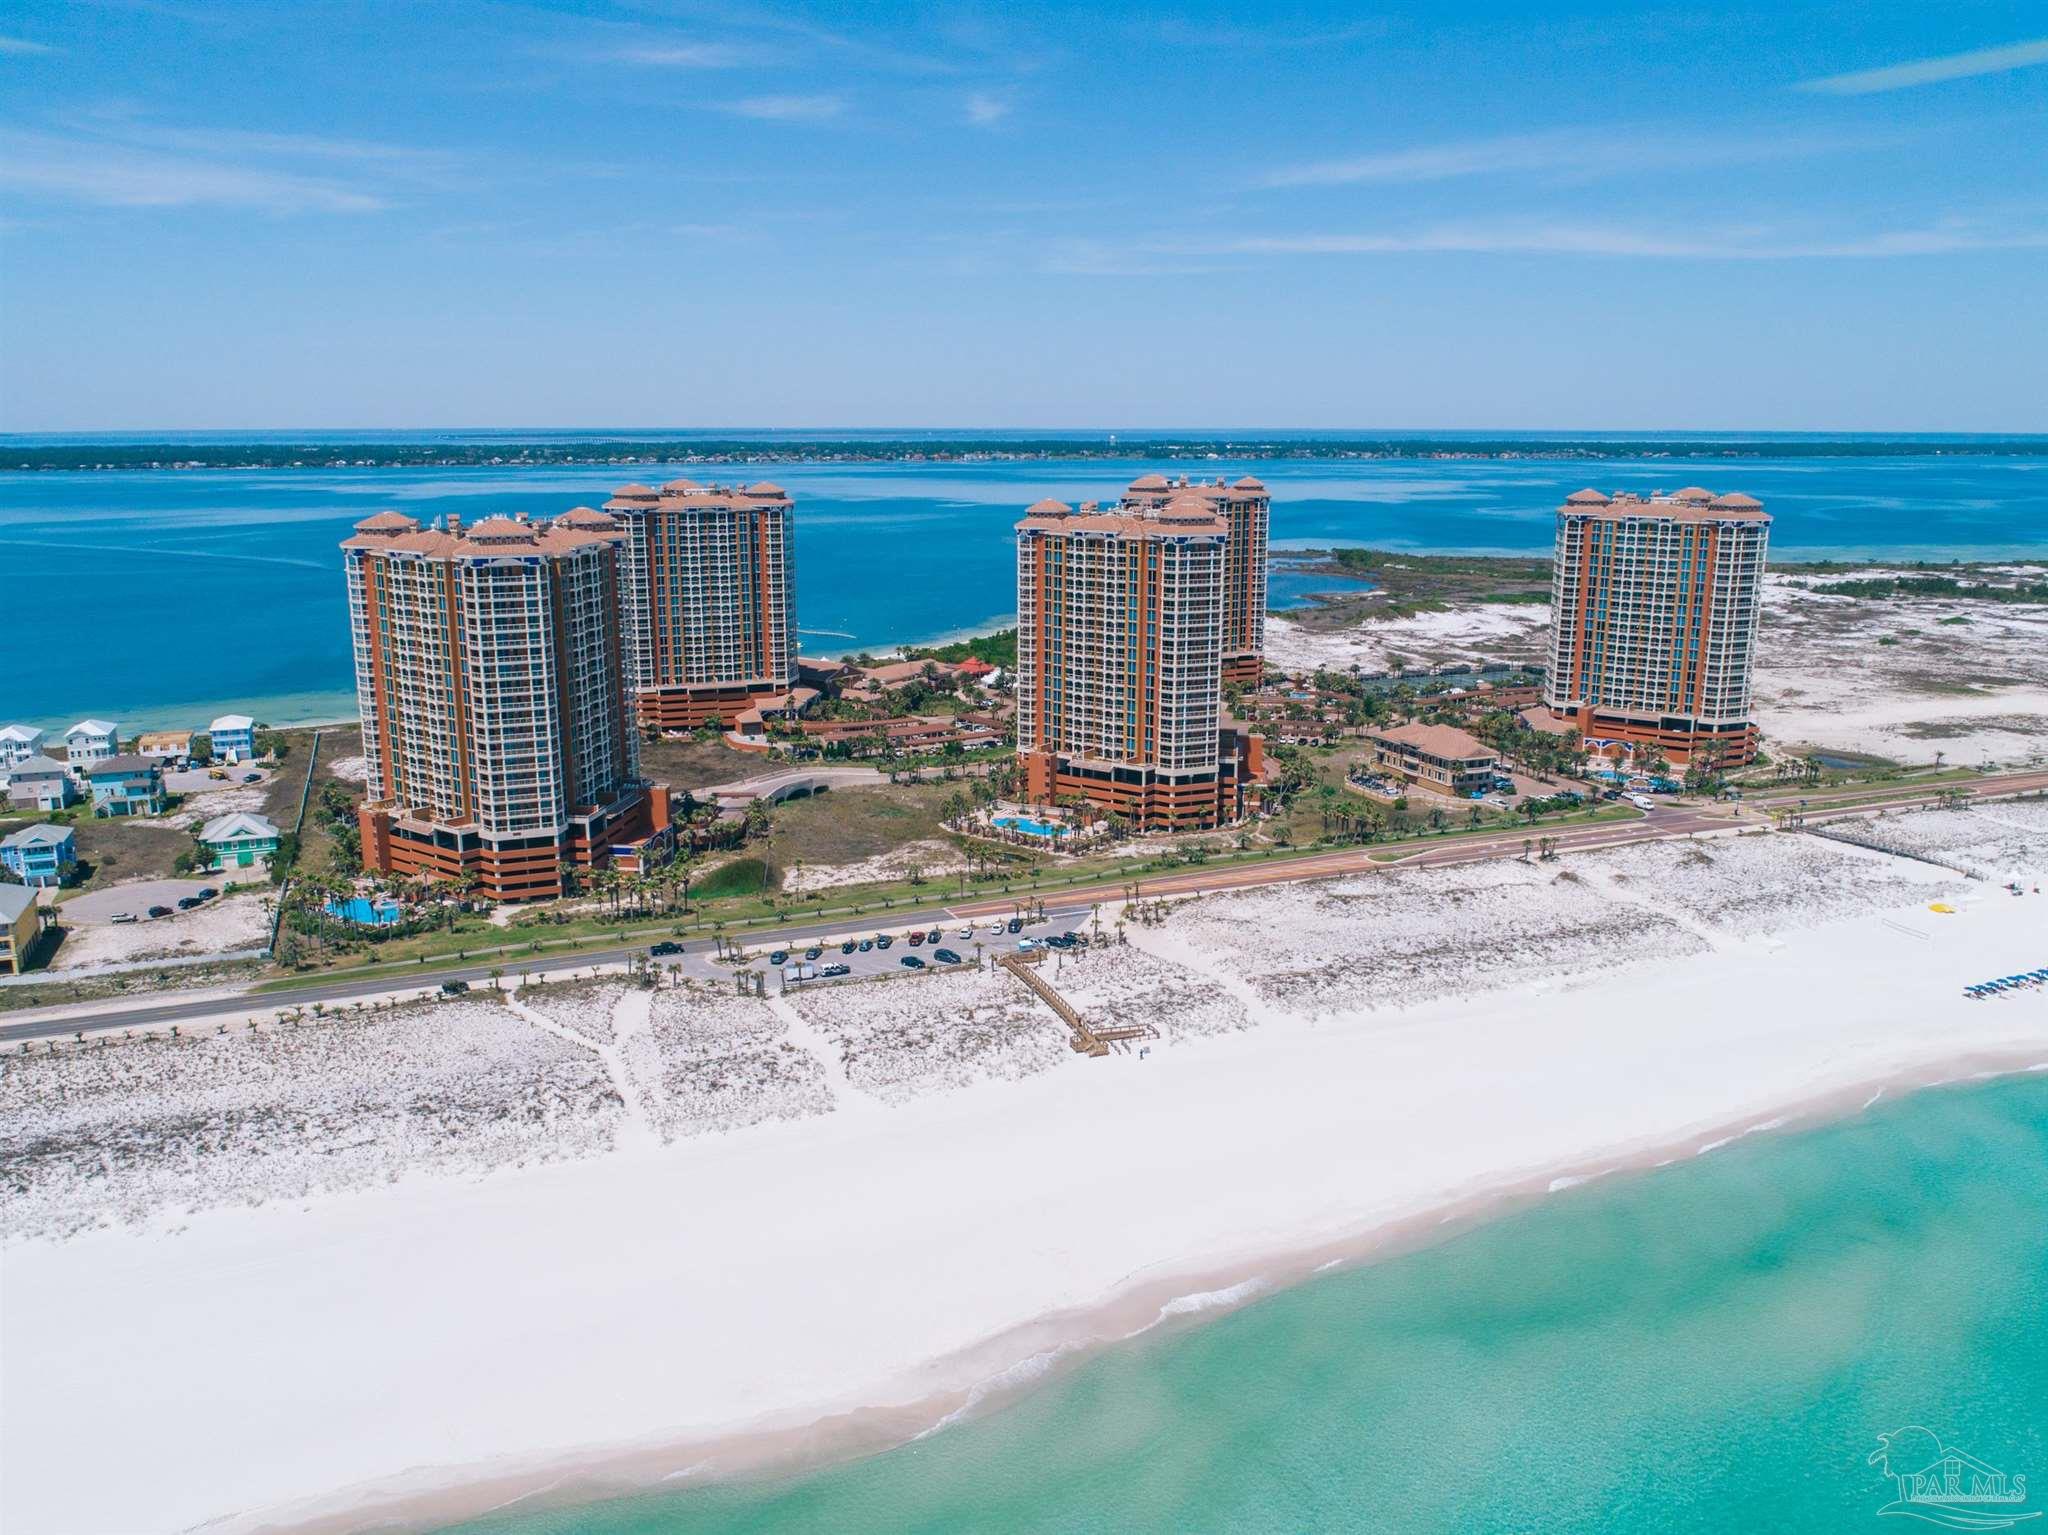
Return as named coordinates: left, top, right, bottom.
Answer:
left=663, top=909, right=1097, bottom=992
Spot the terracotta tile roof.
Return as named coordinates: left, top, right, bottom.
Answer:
left=1370, top=721, right=1495, bottom=762
left=353, top=510, right=422, bottom=533
left=1561, top=489, right=1768, bottom=523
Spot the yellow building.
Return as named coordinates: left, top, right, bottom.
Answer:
left=0, top=884, right=46, bottom=975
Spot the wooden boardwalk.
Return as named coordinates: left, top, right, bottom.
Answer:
left=997, top=949, right=1156, bottom=1057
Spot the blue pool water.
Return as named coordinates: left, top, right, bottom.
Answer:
left=992, top=814, right=1069, bottom=838
left=326, top=896, right=402, bottom=926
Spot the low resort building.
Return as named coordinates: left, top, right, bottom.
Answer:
left=209, top=714, right=258, bottom=763
left=87, top=755, right=166, bottom=817
left=64, top=720, right=120, bottom=772
left=199, top=811, right=281, bottom=873
left=0, top=823, right=77, bottom=888
left=0, top=883, right=46, bottom=976
left=5, top=755, right=77, bottom=813
left=1364, top=722, right=1501, bottom=798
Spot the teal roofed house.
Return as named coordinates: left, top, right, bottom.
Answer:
left=199, top=810, right=280, bottom=871
left=0, top=824, right=77, bottom=888
left=87, top=755, right=165, bottom=817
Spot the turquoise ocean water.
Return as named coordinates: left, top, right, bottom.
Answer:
left=3, top=446, right=2046, bottom=729
left=448, top=1075, right=2048, bottom=1535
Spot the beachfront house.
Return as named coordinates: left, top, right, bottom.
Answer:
left=87, top=754, right=165, bottom=817
left=65, top=720, right=121, bottom=773
left=0, top=824, right=78, bottom=888
left=6, top=755, right=78, bottom=812
left=198, top=810, right=280, bottom=872
left=137, top=729, right=194, bottom=765
left=0, top=883, right=45, bottom=975
left=0, top=724, right=47, bottom=767
left=1364, top=722, right=1501, bottom=798
left=209, top=714, right=257, bottom=764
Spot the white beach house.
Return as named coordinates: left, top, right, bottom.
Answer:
left=65, top=720, right=121, bottom=773
left=0, top=724, right=47, bottom=768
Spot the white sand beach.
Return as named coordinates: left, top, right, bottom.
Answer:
left=5, top=807, right=2048, bottom=1534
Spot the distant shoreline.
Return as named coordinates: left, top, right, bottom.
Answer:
left=7, top=432, right=2048, bottom=473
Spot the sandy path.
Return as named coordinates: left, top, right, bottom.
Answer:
left=767, top=995, right=882, bottom=1115
left=509, top=993, right=658, bottom=1152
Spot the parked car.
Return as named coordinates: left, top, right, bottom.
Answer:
left=242, top=773, right=262, bottom=783
left=1006, top=918, right=1024, bottom=933
left=987, top=923, right=1006, bottom=936
left=110, top=912, right=138, bottom=924
left=924, top=928, right=941, bottom=944
left=858, top=939, right=873, bottom=952
left=439, top=979, right=469, bottom=996
left=803, top=946, right=822, bottom=961
left=899, top=954, right=926, bottom=970
left=1016, top=937, right=1039, bottom=952
left=820, top=963, right=851, bottom=978
left=957, top=926, right=974, bottom=939
left=195, top=887, right=218, bottom=901
left=933, top=948, right=962, bottom=965
left=147, top=905, right=173, bottom=919
left=840, top=940, right=857, bottom=955
left=907, top=930, right=925, bottom=946
left=176, top=896, right=202, bottom=910
left=769, top=950, right=789, bottom=965
left=207, top=768, right=228, bottom=781
left=649, top=941, right=683, bottom=957
left=875, top=934, right=893, bottom=949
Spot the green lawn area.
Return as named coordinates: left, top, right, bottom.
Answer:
left=763, top=783, right=958, bottom=870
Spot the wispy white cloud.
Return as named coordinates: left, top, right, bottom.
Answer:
left=604, top=40, right=754, bottom=68
left=1798, top=36, right=2048, bottom=95
left=1152, top=16, right=1386, bottom=49
left=0, top=34, right=56, bottom=54
left=0, top=129, right=387, bottom=211
left=1186, top=218, right=2048, bottom=261
left=715, top=93, right=844, bottom=122
left=1264, top=128, right=1871, bottom=189
left=964, top=91, right=1012, bottom=126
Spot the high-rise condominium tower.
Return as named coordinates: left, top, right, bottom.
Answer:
left=1120, top=473, right=1271, bottom=684
left=343, top=507, right=665, bottom=901
left=1543, top=487, right=1771, bottom=767
left=600, top=479, right=798, bottom=729
left=1015, top=493, right=1260, bottom=830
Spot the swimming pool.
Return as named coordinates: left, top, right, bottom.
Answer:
left=992, top=814, right=1070, bottom=838
left=326, top=895, right=404, bottom=926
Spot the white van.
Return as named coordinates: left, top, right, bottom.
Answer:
left=1625, top=792, right=1657, bottom=810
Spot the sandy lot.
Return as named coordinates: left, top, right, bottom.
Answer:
left=48, top=888, right=271, bottom=970
left=1265, top=574, right=2048, bottom=767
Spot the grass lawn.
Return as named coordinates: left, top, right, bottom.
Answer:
left=639, top=733, right=774, bottom=791
left=762, top=783, right=960, bottom=871
left=263, top=723, right=362, bottom=871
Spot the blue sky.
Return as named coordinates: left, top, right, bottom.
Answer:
left=2, top=1, right=2045, bottom=432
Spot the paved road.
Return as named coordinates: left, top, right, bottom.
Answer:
left=6, top=769, right=2042, bottom=1046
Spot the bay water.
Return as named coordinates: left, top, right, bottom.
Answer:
left=3, top=448, right=2046, bottom=730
